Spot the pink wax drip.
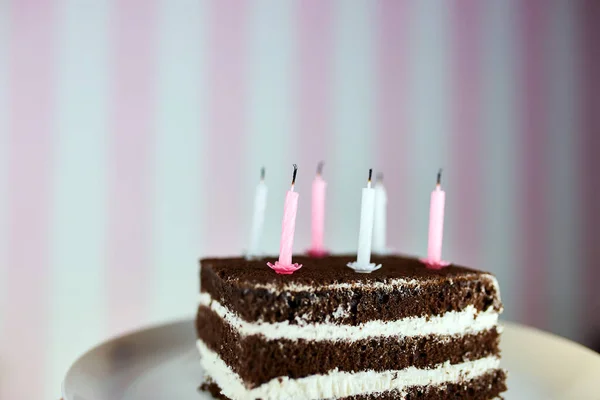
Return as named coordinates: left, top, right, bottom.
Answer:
left=307, top=248, right=329, bottom=258
left=267, top=261, right=302, bottom=275
left=420, top=258, right=451, bottom=269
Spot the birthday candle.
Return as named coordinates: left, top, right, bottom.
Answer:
left=246, top=168, right=268, bottom=259
left=372, top=173, right=387, bottom=254
left=422, top=169, right=449, bottom=268
left=267, top=165, right=302, bottom=274
left=347, top=169, right=381, bottom=273
left=308, top=162, right=328, bottom=257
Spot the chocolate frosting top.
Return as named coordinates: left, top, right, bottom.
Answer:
left=200, top=254, right=491, bottom=289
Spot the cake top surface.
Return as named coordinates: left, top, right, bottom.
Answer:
left=201, top=254, right=493, bottom=291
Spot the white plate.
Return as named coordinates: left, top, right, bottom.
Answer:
left=62, top=320, right=600, bottom=400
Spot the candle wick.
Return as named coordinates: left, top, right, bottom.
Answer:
left=436, top=168, right=442, bottom=186
left=367, top=168, right=373, bottom=189
left=317, top=161, right=324, bottom=176
left=291, top=164, right=298, bottom=187
left=260, top=167, right=265, bottom=181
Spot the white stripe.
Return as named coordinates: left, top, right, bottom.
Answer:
left=546, top=0, right=581, bottom=341
left=329, top=0, right=377, bottom=252
left=404, top=1, right=452, bottom=257
left=198, top=339, right=501, bottom=400
left=245, top=0, right=296, bottom=255
left=49, top=0, right=110, bottom=396
left=249, top=277, right=422, bottom=292
left=153, top=0, right=206, bottom=324
left=199, top=293, right=499, bottom=341
left=0, top=0, right=9, bottom=344
left=480, top=0, right=521, bottom=322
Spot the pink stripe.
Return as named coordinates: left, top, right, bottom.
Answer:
left=107, top=0, right=157, bottom=334
left=375, top=0, right=412, bottom=249
left=205, top=1, right=249, bottom=255
left=579, top=0, right=600, bottom=343
left=450, top=1, right=483, bottom=266
left=5, top=0, right=56, bottom=398
left=519, top=1, right=550, bottom=328
left=295, top=0, right=334, bottom=248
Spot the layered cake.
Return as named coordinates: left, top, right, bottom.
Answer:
left=196, top=255, right=506, bottom=399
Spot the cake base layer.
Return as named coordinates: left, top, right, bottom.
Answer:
left=197, top=339, right=502, bottom=400
left=197, top=306, right=501, bottom=386
left=201, top=369, right=507, bottom=400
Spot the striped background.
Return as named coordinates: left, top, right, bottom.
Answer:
left=0, top=0, right=599, bottom=398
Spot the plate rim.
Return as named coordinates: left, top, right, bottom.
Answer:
left=61, top=318, right=193, bottom=399
left=62, top=319, right=600, bottom=400
left=500, top=321, right=600, bottom=362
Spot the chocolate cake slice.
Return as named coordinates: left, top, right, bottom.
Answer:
left=196, top=255, right=506, bottom=400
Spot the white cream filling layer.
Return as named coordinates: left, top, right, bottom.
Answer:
left=249, top=277, right=421, bottom=292
left=197, top=339, right=501, bottom=400
left=198, top=292, right=499, bottom=341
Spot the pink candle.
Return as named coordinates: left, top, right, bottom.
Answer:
left=307, top=162, right=328, bottom=257
left=268, top=164, right=302, bottom=274
left=422, top=170, right=450, bottom=268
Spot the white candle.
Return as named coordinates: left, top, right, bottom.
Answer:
left=246, top=168, right=268, bottom=259
left=348, top=169, right=381, bottom=273
left=372, top=173, right=388, bottom=254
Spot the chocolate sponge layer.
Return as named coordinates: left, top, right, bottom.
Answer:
left=200, top=255, right=501, bottom=325
left=196, top=306, right=501, bottom=387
